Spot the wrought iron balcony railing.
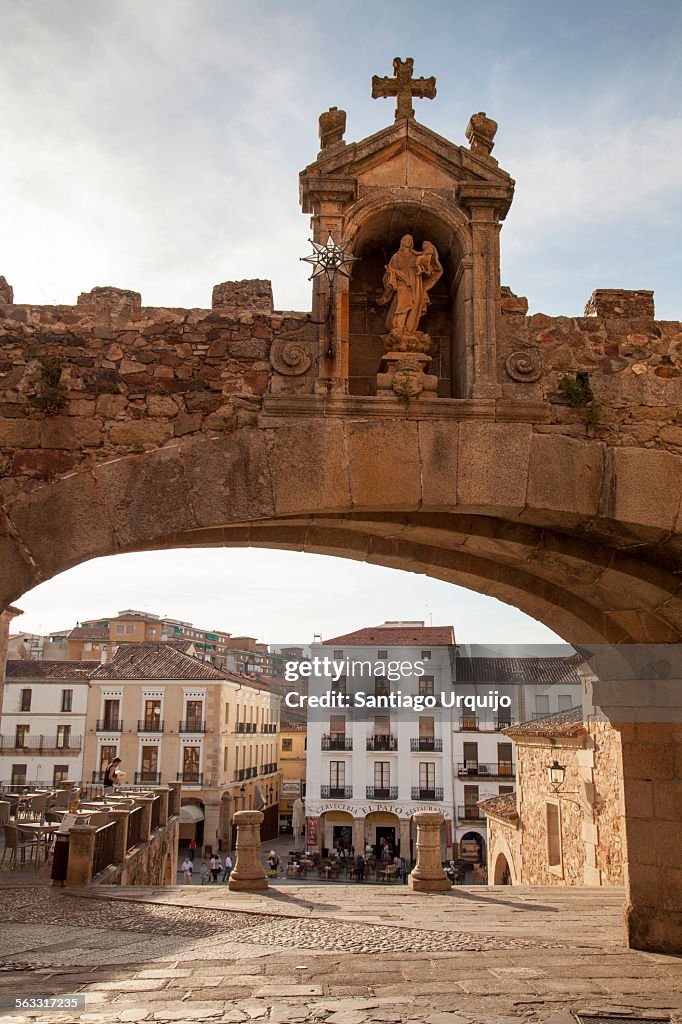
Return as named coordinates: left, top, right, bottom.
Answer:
left=366, top=786, right=398, bottom=800
left=320, top=785, right=352, bottom=799
left=411, top=787, right=444, bottom=800
left=321, top=733, right=353, bottom=750
left=366, top=734, right=398, bottom=751
left=410, top=737, right=442, bottom=752
left=96, top=719, right=122, bottom=732
left=178, top=720, right=206, bottom=733
left=457, top=762, right=515, bottom=778
left=137, top=719, right=164, bottom=733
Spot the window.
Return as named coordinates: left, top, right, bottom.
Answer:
left=497, top=742, right=513, bottom=776
left=377, top=650, right=387, bottom=659
left=143, top=700, right=161, bottom=730
left=182, top=746, right=201, bottom=780
left=374, top=676, right=390, bottom=697
left=100, top=744, right=117, bottom=772
left=463, top=784, right=479, bottom=817
left=419, top=762, right=435, bottom=791
left=546, top=800, right=563, bottom=874
left=20, top=689, right=32, bottom=712
left=499, top=785, right=514, bottom=795
left=83, top=642, right=93, bottom=651
left=125, top=625, right=134, bottom=633
left=463, top=741, right=478, bottom=769
left=421, top=650, right=432, bottom=661
left=333, top=650, right=343, bottom=660
left=15, top=725, right=29, bottom=748
left=53, top=765, right=69, bottom=786
left=374, top=762, right=390, bottom=789
left=330, top=761, right=345, bottom=788
left=224, top=702, right=230, bottom=724
left=56, top=725, right=71, bottom=749
left=224, top=748, right=230, bottom=771
left=116, top=624, right=125, bottom=633
left=61, top=689, right=73, bottom=713
left=140, top=745, right=158, bottom=779
left=281, top=738, right=293, bottom=752
left=535, top=694, right=550, bottom=716
left=331, top=675, right=347, bottom=696
left=102, top=699, right=120, bottom=729
left=419, top=675, right=434, bottom=697
left=148, top=627, right=157, bottom=637
left=185, top=700, right=203, bottom=726
left=330, top=714, right=346, bottom=741
left=11, top=764, right=27, bottom=786
left=558, top=694, right=572, bottom=712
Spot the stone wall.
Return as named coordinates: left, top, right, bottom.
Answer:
left=95, top=816, right=179, bottom=886
left=507, top=722, right=625, bottom=887
left=0, top=282, right=679, bottom=501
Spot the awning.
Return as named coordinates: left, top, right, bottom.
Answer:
left=179, top=804, right=204, bottom=823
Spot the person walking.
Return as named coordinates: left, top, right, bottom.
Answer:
left=188, top=838, right=197, bottom=863
left=199, top=861, right=209, bottom=885
left=210, top=854, right=220, bottom=883
left=222, top=853, right=233, bottom=883
left=355, top=853, right=365, bottom=883
left=102, top=757, right=123, bottom=790
left=181, top=857, right=193, bottom=884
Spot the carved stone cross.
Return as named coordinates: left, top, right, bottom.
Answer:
left=372, top=57, right=437, bottom=122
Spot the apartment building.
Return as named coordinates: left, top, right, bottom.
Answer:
left=0, top=660, right=97, bottom=787
left=82, top=642, right=281, bottom=851
left=278, top=708, right=307, bottom=833
left=73, top=610, right=233, bottom=666
left=451, top=653, right=583, bottom=861
left=305, top=621, right=456, bottom=862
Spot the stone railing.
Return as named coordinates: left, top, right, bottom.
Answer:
left=56, top=781, right=180, bottom=887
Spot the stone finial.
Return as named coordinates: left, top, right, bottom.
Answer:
left=319, top=106, right=346, bottom=150
left=372, top=57, right=436, bottom=122
left=408, top=811, right=451, bottom=891
left=465, top=111, right=498, bottom=156
left=0, top=276, right=14, bottom=304
left=228, top=810, right=268, bottom=891
left=212, top=279, right=273, bottom=312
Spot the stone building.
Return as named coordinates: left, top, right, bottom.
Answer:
left=305, top=622, right=456, bottom=860
left=0, top=659, right=95, bottom=787
left=83, top=642, right=281, bottom=852
left=278, top=708, right=307, bottom=834
left=451, top=654, right=582, bottom=861
left=480, top=707, right=625, bottom=887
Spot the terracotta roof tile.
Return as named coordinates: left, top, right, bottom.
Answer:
left=454, top=657, right=582, bottom=685
left=478, top=792, right=518, bottom=822
left=91, top=642, right=230, bottom=681
left=323, top=625, right=455, bottom=646
left=504, top=705, right=585, bottom=739
left=5, top=660, right=99, bottom=681
left=68, top=626, right=110, bottom=641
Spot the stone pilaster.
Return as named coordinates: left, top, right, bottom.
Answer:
left=228, top=810, right=268, bottom=891
left=65, top=825, right=96, bottom=886
left=352, top=817, right=365, bottom=856
left=108, top=808, right=130, bottom=865
left=619, top=722, right=682, bottom=953
left=135, top=796, right=155, bottom=842
left=408, top=811, right=451, bottom=891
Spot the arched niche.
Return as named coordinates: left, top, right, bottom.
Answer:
left=342, top=195, right=471, bottom=397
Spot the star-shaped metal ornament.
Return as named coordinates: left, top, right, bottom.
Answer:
left=300, top=233, right=360, bottom=283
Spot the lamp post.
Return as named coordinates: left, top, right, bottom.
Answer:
left=548, top=760, right=566, bottom=793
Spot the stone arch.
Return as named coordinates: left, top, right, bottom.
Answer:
left=341, top=192, right=473, bottom=397
left=489, top=830, right=519, bottom=885
left=493, top=852, right=512, bottom=885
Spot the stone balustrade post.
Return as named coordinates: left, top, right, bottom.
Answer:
left=408, top=811, right=451, bottom=891
left=228, top=810, right=268, bottom=891
left=135, top=796, right=155, bottom=842
left=154, top=786, right=170, bottom=826
left=108, top=808, right=130, bottom=864
left=65, top=824, right=97, bottom=886
left=167, top=781, right=182, bottom=818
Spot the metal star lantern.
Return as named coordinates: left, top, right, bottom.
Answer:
left=300, top=233, right=360, bottom=283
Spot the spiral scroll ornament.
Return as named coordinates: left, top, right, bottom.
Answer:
left=270, top=337, right=313, bottom=376
left=505, top=349, right=543, bottom=382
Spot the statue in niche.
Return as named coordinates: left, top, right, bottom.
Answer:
left=377, top=235, right=443, bottom=353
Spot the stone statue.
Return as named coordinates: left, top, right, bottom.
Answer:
left=292, top=797, right=305, bottom=841
left=377, top=235, right=443, bottom=351
left=319, top=106, right=346, bottom=150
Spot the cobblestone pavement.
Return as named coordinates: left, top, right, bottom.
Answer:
left=0, top=883, right=680, bottom=1024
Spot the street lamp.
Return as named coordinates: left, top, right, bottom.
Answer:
left=548, top=760, right=566, bottom=793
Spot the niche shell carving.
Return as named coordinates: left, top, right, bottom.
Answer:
left=271, top=335, right=313, bottom=376
left=505, top=350, right=543, bottom=382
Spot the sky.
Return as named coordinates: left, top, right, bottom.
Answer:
left=2, top=0, right=681, bottom=645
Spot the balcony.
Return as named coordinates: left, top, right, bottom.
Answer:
left=96, top=719, right=122, bottom=732
left=459, top=717, right=479, bottom=731
left=135, top=771, right=161, bottom=784
left=0, top=734, right=82, bottom=751
left=366, top=786, right=398, bottom=800
left=321, top=733, right=353, bottom=751
left=366, top=734, right=398, bottom=752
left=260, top=723, right=277, bottom=733
left=495, top=719, right=514, bottom=731
left=411, top=787, right=444, bottom=800
left=260, top=763, right=277, bottom=775
left=410, top=737, right=442, bottom=752
left=177, top=772, right=203, bottom=785
left=457, top=762, right=515, bottom=778
left=178, top=719, right=206, bottom=733
left=458, top=804, right=485, bottom=822
left=234, top=767, right=258, bottom=782
left=320, top=785, right=353, bottom=799
left=137, top=719, right=164, bottom=733
left=236, top=722, right=258, bottom=734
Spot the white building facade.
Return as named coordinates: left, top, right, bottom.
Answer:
left=0, top=661, right=96, bottom=787
left=451, top=652, right=583, bottom=861
left=304, top=622, right=456, bottom=862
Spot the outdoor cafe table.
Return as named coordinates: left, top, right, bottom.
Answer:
left=17, top=822, right=59, bottom=863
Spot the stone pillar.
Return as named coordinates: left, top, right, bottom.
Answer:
left=108, top=808, right=130, bottom=864
left=619, top=722, right=682, bottom=953
left=352, top=817, right=364, bottom=856
left=399, top=818, right=411, bottom=862
left=408, top=811, right=451, bottom=892
left=203, top=801, right=221, bottom=856
left=228, top=810, right=268, bottom=891
left=167, top=781, right=181, bottom=818
left=135, top=796, right=155, bottom=842
left=154, top=786, right=170, bottom=826
left=65, top=825, right=96, bottom=886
